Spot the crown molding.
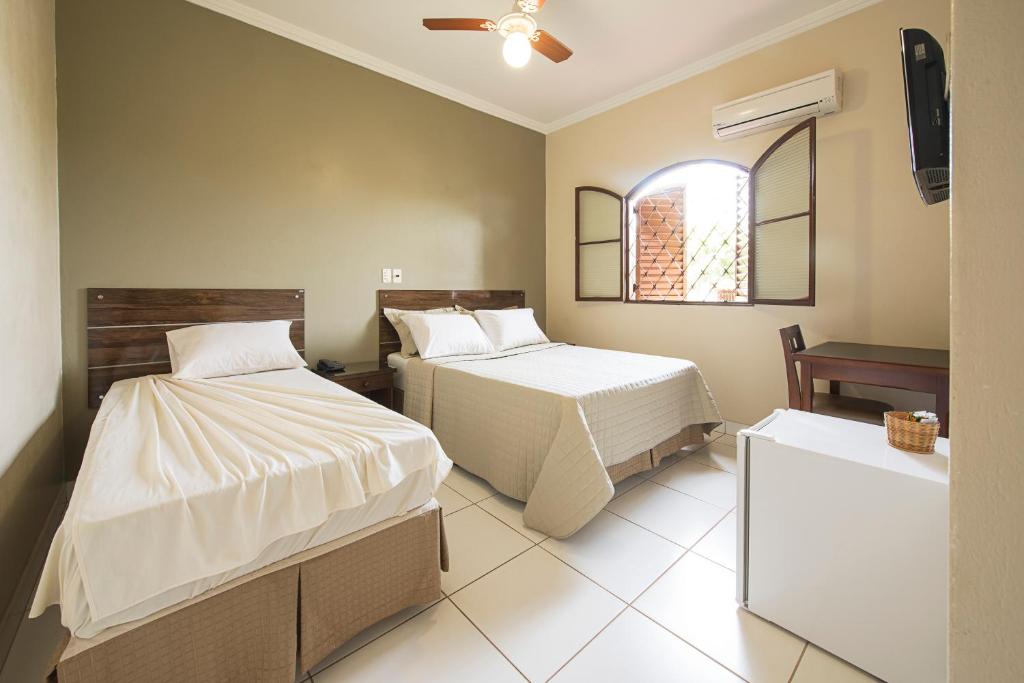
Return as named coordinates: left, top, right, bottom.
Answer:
left=184, top=0, right=550, bottom=133
left=186, top=0, right=881, bottom=136
left=542, top=0, right=883, bottom=132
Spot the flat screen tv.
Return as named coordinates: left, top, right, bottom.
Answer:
left=900, top=28, right=949, bottom=205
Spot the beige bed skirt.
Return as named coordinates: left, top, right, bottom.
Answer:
left=605, top=423, right=706, bottom=484
left=50, top=505, right=447, bottom=683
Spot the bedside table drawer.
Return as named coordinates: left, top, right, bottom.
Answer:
left=335, top=373, right=391, bottom=394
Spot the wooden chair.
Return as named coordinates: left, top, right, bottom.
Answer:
left=780, top=325, right=894, bottom=425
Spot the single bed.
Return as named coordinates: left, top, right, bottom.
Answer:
left=378, top=289, right=722, bottom=538
left=36, top=289, right=451, bottom=683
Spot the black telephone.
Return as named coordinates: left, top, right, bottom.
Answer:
left=316, top=359, right=346, bottom=374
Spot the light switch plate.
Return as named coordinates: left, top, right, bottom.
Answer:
left=382, top=268, right=392, bottom=283
left=392, top=269, right=403, bottom=284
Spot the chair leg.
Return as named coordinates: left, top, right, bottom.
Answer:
left=830, top=380, right=840, bottom=395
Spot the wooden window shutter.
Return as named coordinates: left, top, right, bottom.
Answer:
left=634, top=187, right=687, bottom=301
left=575, top=186, right=624, bottom=301
left=749, top=118, right=816, bottom=305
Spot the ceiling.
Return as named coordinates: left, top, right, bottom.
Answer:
left=188, top=0, right=878, bottom=133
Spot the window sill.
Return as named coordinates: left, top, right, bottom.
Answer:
left=625, top=299, right=755, bottom=307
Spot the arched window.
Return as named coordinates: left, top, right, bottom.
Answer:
left=625, top=161, right=749, bottom=304
left=574, top=118, right=816, bottom=306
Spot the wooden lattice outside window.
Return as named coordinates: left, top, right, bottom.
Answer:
left=635, top=188, right=687, bottom=301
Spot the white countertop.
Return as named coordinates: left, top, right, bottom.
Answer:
left=741, top=409, right=949, bottom=485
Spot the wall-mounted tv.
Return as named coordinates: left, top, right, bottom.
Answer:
left=900, top=28, right=949, bottom=205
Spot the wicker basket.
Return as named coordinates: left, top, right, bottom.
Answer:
left=884, top=411, right=940, bottom=454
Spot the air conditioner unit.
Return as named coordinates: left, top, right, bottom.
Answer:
left=712, top=69, right=842, bottom=140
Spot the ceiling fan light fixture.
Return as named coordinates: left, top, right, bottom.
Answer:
left=423, top=5, right=571, bottom=66
left=502, top=31, right=532, bottom=68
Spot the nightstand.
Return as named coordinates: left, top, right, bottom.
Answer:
left=318, top=361, right=395, bottom=409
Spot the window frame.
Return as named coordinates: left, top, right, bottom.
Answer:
left=574, top=186, right=624, bottom=302
left=623, top=159, right=753, bottom=307
left=749, top=117, right=816, bottom=306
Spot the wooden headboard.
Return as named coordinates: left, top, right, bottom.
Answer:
left=377, top=289, right=525, bottom=368
left=87, top=288, right=305, bottom=407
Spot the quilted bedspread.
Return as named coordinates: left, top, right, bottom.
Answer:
left=401, top=343, right=721, bottom=537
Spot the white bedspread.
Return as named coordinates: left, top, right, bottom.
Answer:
left=31, top=369, right=451, bottom=632
left=401, top=343, right=721, bottom=537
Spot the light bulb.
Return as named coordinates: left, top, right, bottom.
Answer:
left=502, top=32, right=532, bottom=68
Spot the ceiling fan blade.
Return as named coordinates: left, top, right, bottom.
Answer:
left=531, top=30, right=572, bottom=63
left=422, top=18, right=494, bottom=31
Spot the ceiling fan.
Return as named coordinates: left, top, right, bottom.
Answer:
left=423, top=0, right=573, bottom=68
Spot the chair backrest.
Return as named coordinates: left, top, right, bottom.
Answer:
left=779, top=325, right=805, bottom=409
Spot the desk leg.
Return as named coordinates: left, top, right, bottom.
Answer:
left=799, top=361, right=814, bottom=412
left=936, top=377, right=949, bottom=438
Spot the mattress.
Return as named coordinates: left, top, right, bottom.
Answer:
left=400, top=343, right=721, bottom=537
left=388, top=351, right=411, bottom=391
left=32, top=368, right=451, bottom=639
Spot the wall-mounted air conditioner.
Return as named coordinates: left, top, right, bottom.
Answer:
left=712, top=69, right=842, bottom=140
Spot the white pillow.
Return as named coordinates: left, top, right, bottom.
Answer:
left=402, top=313, right=495, bottom=359
left=383, top=307, right=456, bottom=357
left=166, top=320, right=306, bottom=379
left=473, top=308, right=549, bottom=351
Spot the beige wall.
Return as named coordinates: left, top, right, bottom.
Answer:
left=949, top=0, right=1024, bottom=679
left=0, top=0, right=63, bottom=648
left=546, top=0, right=950, bottom=425
left=55, top=0, right=546, bottom=473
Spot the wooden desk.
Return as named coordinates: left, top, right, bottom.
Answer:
left=793, top=342, right=950, bottom=437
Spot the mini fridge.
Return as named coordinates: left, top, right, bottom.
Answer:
left=737, top=409, right=948, bottom=683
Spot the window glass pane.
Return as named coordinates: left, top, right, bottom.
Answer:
left=579, top=190, right=621, bottom=242
left=579, top=242, right=620, bottom=298
left=754, top=128, right=810, bottom=223
left=754, top=215, right=810, bottom=300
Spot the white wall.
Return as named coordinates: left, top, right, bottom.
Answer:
left=0, top=0, right=63, bottom=631
left=949, top=0, right=1024, bottom=679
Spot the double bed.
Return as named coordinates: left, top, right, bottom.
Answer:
left=34, top=289, right=451, bottom=683
left=378, top=289, right=722, bottom=538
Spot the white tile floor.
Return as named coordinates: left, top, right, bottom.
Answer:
left=1, top=431, right=881, bottom=683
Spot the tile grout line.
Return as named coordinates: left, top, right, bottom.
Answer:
left=626, top=552, right=752, bottom=682
left=542, top=603, right=630, bottom=682
left=435, top=453, right=741, bottom=681
left=453, top=479, right=641, bottom=681
left=446, top=598, right=531, bottom=682
left=444, top=538, right=537, bottom=600
left=438, top=495, right=541, bottom=677
left=534, top=544, right=628, bottom=605
left=604, top=502, right=732, bottom=552
left=473, top=495, right=550, bottom=545
left=687, top=511, right=740, bottom=573
left=308, top=597, right=444, bottom=677
left=787, top=641, right=810, bottom=682
left=628, top=606, right=753, bottom=683
left=540, top=500, right=741, bottom=682
left=315, top=494, right=528, bottom=677
left=620, top=502, right=805, bottom=683
left=643, top=473, right=736, bottom=512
